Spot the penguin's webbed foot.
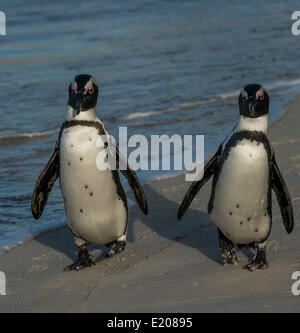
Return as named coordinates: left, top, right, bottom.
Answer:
left=64, top=245, right=96, bottom=272
left=105, top=241, right=126, bottom=258
left=244, top=243, right=268, bottom=272
left=245, top=258, right=268, bottom=272
left=218, top=229, right=238, bottom=266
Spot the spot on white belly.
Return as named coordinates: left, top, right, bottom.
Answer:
left=59, top=125, right=127, bottom=245
left=211, top=140, right=270, bottom=244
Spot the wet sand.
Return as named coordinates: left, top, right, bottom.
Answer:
left=0, top=95, right=299, bottom=313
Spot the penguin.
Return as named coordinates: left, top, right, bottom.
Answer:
left=178, top=84, right=294, bottom=271
left=32, top=74, right=148, bottom=271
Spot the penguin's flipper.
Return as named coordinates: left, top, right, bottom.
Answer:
left=116, top=147, right=148, bottom=215
left=31, top=142, right=60, bottom=219
left=271, top=152, right=294, bottom=233
left=177, top=145, right=222, bottom=220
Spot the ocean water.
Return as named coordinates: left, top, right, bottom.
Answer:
left=0, top=0, right=300, bottom=251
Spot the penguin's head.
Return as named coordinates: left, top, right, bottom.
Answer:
left=68, top=74, right=99, bottom=115
left=238, top=84, right=269, bottom=118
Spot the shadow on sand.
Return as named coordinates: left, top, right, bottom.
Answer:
left=34, top=180, right=222, bottom=267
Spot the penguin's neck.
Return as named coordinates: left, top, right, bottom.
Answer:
left=237, top=114, right=269, bottom=134
left=66, top=106, right=97, bottom=122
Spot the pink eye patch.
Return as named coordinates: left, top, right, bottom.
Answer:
left=242, top=91, right=248, bottom=99
left=256, top=91, right=264, bottom=100
left=71, top=84, right=78, bottom=93
left=84, top=86, right=94, bottom=95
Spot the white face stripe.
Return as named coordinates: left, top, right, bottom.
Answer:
left=257, top=86, right=265, bottom=93
left=84, top=77, right=97, bottom=94
left=241, top=86, right=265, bottom=100
left=84, top=77, right=97, bottom=89
left=241, top=88, right=248, bottom=99
left=70, top=76, right=97, bottom=94
left=71, top=80, right=78, bottom=92
left=256, top=86, right=265, bottom=100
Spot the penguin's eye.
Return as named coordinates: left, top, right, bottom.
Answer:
left=256, top=91, right=264, bottom=100
left=71, top=85, right=77, bottom=94
left=242, top=92, right=248, bottom=101
left=85, top=86, right=94, bottom=95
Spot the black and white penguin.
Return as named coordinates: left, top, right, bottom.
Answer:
left=178, top=84, right=294, bottom=271
left=32, top=74, right=148, bottom=271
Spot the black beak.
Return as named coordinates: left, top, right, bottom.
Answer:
left=248, top=99, right=255, bottom=116
left=75, top=91, right=84, bottom=115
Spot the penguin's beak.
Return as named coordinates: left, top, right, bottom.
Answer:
left=248, top=99, right=256, bottom=116
left=75, top=91, right=84, bottom=115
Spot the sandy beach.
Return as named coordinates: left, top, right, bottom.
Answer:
left=0, top=95, right=299, bottom=313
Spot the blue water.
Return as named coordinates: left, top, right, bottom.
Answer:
left=1, top=0, right=300, bottom=250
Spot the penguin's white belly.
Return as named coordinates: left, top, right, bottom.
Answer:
left=210, top=140, right=270, bottom=244
left=60, top=125, right=127, bottom=245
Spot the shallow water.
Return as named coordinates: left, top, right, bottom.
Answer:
left=0, top=0, right=300, bottom=250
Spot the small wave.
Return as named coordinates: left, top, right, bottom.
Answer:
left=122, top=110, right=162, bottom=121
left=0, top=220, right=16, bottom=225
left=217, top=90, right=240, bottom=100
left=122, top=99, right=214, bottom=122
left=217, top=77, right=300, bottom=100
left=130, top=116, right=198, bottom=128
left=265, top=78, right=300, bottom=91
left=2, top=194, right=32, bottom=203
left=0, top=128, right=59, bottom=146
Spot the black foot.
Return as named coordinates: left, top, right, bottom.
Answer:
left=244, top=242, right=268, bottom=272
left=64, top=245, right=96, bottom=272
left=218, top=229, right=238, bottom=265
left=105, top=241, right=126, bottom=258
